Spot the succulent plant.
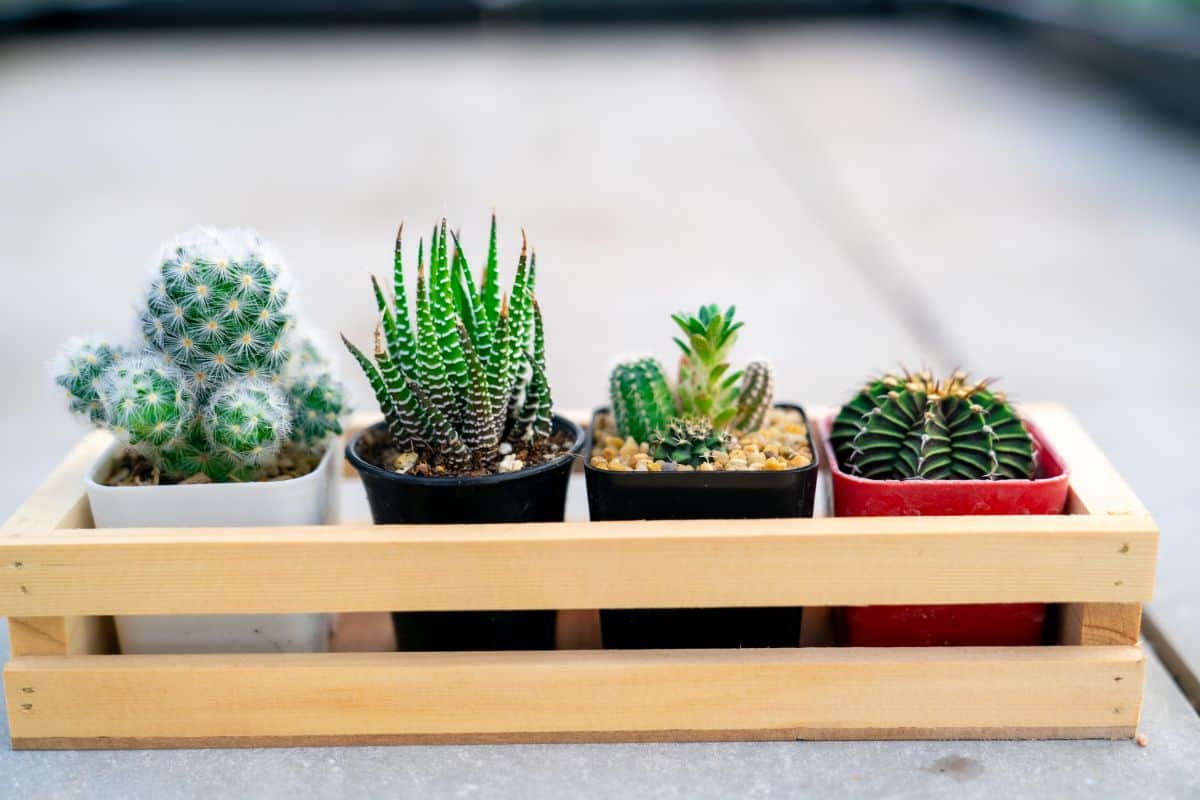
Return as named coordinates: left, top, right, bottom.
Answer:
left=609, top=357, right=674, bottom=445
left=343, top=215, right=555, bottom=472
left=734, top=359, right=773, bottom=433
left=651, top=416, right=732, bottom=466
left=607, top=305, right=775, bottom=457
left=830, top=369, right=1035, bottom=481
left=672, top=304, right=745, bottom=429
left=53, top=227, right=348, bottom=482
left=53, top=337, right=129, bottom=425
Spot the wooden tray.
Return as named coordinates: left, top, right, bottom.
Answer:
left=0, top=404, right=1157, bottom=749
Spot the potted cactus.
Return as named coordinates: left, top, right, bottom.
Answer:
left=585, top=304, right=819, bottom=649
left=343, top=216, right=583, bottom=652
left=826, top=369, right=1070, bottom=646
left=52, top=227, right=348, bottom=654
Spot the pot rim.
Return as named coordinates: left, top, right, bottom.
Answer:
left=84, top=437, right=339, bottom=495
left=820, top=414, right=1070, bottom=486
left=583, top=402, right=820, bottom=478
left=345, top=413, right=585, bottom=487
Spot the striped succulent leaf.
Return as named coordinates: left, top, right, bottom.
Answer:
left=479, top=212, right=502, bottom=327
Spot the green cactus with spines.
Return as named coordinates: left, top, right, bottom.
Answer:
left=609, top=358, right=674, bottom=444
left=651, top=416, right=732, bottom=466
left=205, top=380, right=291, bottom=466
left=734, top=360, right=774, bottom=433
left=288, top=373, right=349, bottom=447
left=54, top=337, right=129, bottom=424
left=672, top=304, right=744, bottom=430
left=830, top=369, right=1036, bottom=481
left=101, top=354, right=192, bottom=450
left=344, top=215, right=561, bottom=473
left=53, top=227, right=348, bottom=482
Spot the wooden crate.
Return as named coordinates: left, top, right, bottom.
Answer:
left=0, top=404, right=1156, bottom=749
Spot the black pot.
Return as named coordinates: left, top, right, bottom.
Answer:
left=346, top=414, right=584, bottom=652
left=585, top=403, right=818, bottom=649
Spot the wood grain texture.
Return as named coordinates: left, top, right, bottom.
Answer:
left=0, top=513, right=1157, bottom=616
left=5, top=646, right=1145, bottom=747
left=3, top=430, right=112, bottom=656
left=1060, top=603, right=1143, bottom=647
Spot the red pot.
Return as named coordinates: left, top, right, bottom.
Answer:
left=823, top=417, right=1070, bottom=647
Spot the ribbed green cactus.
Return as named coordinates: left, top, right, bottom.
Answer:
left=609, top=358, right=674, bottom=444
left=608, top=304, right=775, bottom=449
left=830, top=369, right=1035, bottom=480
left=651, top=416, right=731, bottom=466
left=53, top=228, right=348, bottom=482
left=734, top=359, right=774, bottom=433
left=345, top=215, right=557, bottom=472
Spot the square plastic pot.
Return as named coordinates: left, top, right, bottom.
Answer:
left=823, top=417, right=1070, bottom=647
left=345, top=414, right=584, bottom=652
left=84, top=441, right=339, bottom=654
left=585, top=404, right=819, bottom=649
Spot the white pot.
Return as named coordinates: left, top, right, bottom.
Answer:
left=85, top=442, right=339, bottom=654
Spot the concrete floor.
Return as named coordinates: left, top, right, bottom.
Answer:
left=1, top=17, right=1199, bottom=797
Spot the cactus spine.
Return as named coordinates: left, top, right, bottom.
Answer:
left=830, top=369, right=1035, bottom=480
left=344, top=214, right=558, bottom=473
left=53, top=228, right=348, bottom=482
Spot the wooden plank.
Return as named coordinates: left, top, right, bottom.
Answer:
left=7, top=616, right=117, bottom=657
left=3, top=431, right=112, bottom=656
left=1022, top=404, right=1149, bottom=517
left=1, top=430, right=107, bottom=536
left=5, top=646, right=1144, bottom=748
left=1060, top=603, right=1143, bottom=647
left=0, top=514, right=1157, bottom=616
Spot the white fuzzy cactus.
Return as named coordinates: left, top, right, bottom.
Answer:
left=53, top=228, right=348, bottom=482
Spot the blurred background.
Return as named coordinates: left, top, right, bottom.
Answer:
left=1, top=0, right=1199, bottom=692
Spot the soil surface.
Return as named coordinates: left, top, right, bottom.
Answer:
left=103, top=442, right=323, bottom=486
left=356, top=426, right=578, bottom=478
left=589, top=408, right=814, bottom=472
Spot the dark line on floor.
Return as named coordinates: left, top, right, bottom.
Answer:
left=1143, top=612, right=1200, bottom=716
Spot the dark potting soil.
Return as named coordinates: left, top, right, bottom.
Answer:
left=356, top=425, right=577, bottom=478
left=102, top=442, right=322, bottom=487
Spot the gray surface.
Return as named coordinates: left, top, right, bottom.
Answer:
left=0, top=618, right=1198, bottom=799
left=2, top=18, right=1199, bottom=798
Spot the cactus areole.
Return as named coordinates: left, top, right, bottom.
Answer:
left=344, top=215, right=570, bottom=477
left=52, top=227, right=348, bottom=484
left=830, top=369, right=1036, bottom=481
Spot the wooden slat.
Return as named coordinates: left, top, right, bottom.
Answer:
left=1022, top=404, right=1148, bottom=517
left=5, top=646, right=1144, bottom=748
left=3, top=430, right=112, bottom=656
left=0, top=513, right=1156, bottom=616
left=1060, top=602, right=1143, bottom=647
